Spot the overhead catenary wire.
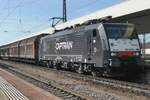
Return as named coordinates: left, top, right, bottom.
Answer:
left=11, top=0, right=45, bottom=34
left=0, top=0, right=25, bottom=30
left=0, top=1, right=125, bottom=35
left=0, top=0, right=41, bottom=12
left=73, top=0, right=99, bottom=11
left=0, top=0, right=42, bottom=27
left=0, top=0, right=9, bottom=13
left=0, top=0, right=101, bottom=34
left=68, top=0, right=99, bottom=18
left=18, top=3, right=24, bottom=33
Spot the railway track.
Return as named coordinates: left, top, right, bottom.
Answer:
left=0, top=61, right=150, bottom=99
left=0, top=63, right=87, bottom=100
left=56, top=69, right=150, bottom=97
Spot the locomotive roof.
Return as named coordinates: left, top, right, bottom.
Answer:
left=41, top=22, right=134, bottom=40
left=41, top=23, right=101, bottom=40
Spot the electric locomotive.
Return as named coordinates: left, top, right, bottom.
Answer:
left=39, top=18, right=143, bottom=76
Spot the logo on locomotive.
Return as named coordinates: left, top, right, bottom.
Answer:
left=55, top=41, right=73, bottom=50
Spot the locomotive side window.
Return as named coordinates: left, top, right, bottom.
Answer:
left=93, top=29, right=97, bottom=37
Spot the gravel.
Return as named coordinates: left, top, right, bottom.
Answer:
left=65, top=84, right=118, bottom=100
left=45, top=76, right=119, bottom=100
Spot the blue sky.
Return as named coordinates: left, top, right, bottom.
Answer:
left=0, top=0, right=126, bottom=45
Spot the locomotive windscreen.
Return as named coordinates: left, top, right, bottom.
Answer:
left=103, top=23, right=140, bottom=52
left=104, top=24, right=137, bottom=39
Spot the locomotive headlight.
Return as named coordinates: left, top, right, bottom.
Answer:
left=134, top=52, right=139, bottom=56
left=111, top=52, right=117, bottom=56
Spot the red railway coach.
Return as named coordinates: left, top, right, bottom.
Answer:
left=0, top=44, right=10, bottom=59
left=9, top=41, right=20, bottom=61
left=0, top=34, right=48, bottom=64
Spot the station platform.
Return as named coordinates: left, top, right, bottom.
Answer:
left=0, top=76, right=29, bottom=100
left=0, top=89, right=9, bottom=100
left=0, top=68, right=62, bottom=100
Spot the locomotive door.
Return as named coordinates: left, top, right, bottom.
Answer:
left=86, top=29, right=97, bottom=61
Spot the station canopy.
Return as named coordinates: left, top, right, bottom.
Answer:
left=53, top=0, right=150, bottom=34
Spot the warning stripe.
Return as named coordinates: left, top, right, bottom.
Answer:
left=0, top=77, right=29, bottom=100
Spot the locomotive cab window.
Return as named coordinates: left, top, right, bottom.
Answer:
left=104, top=24, right=137, bottom=39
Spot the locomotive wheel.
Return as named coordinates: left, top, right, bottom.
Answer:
left=103, top=67, right=111, bottom=75
left=54, top=62, right=61, bottom=70
left=76, top=65, right=84, bottom=74
left=91, top=67, right=103, bottom=77
left=91, top=71, right=97, bottom=77
left=76, top=68, right=83, bottom=74
left=66, top=62, right=73, bottom=70
left=91, top=68, right=98, bottom=77
left=50, top=61, right=54, bottom=68
left=47, top=61, right=53, bottom=68
left=46, top=61, right=50, bottom=68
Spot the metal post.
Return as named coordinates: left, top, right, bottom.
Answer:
left=63, top=0, right=67, bottom=22
left=49, top=0, right=67, bottom=27
left=143, top=34, right=146, bottom=58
